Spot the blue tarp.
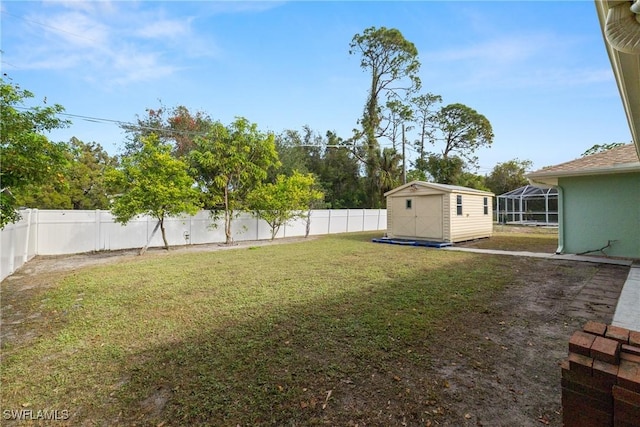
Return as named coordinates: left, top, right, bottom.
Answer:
left=371, top=238, right=452, bottom=248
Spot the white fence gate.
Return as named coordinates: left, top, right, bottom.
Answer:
left=0, top=209, right=387, bottom=281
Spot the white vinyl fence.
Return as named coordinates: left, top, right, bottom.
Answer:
left=1, top=208, right=387, bottom=281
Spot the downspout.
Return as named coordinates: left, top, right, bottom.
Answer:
left=605, top=0, right=640, bottom=54
left=556, top=185, right=565, bottom=254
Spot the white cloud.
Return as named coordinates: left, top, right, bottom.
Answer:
left=136, top=19, right=192, bottom=40
left=5, top=2, right=217, bottom=86
left=425, top=32, right=613, bottom=90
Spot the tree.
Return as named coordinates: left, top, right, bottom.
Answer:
left=312, top=131, right=365, bottom=209
left=485, top=159, right=533, bottom=196
left=17, top=138, right=119, bottom=210
left=105, top=134, right=201, bottom=252
left=121, top=103, right=212, bottom=157
left=246, top=171, right=324, bottom=240
left=411, top=92, right=442, bottom=164
left=581, top=142, right=627, bottom=157
left=376, top=147, right=403, bottom=200
left=0, top=78, right=70, bottom=228
left=190, top=117, right=280, bottom=244
left=349, top=26, right=421, bottom=207
left=433, top=103, right=494, bottom=166
left=421, top=154, right=466, bottom=185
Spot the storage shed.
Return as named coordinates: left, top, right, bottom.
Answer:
left=384, top=181, right=494, bottom=243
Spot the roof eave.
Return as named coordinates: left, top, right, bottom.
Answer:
left=526, top=162, right=640, bottom=187
left=595, top=0, right=640, bottom=156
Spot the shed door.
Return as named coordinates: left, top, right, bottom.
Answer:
left=391, top=196, right=415, bottom=237
left=391, top=195, right=443, bottom=239
left=415, top=195, right=443, bottom=239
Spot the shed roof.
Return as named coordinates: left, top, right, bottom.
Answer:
left=527, top=144, right=640, bottom=186
left=384, top=180, right=494, bottom=197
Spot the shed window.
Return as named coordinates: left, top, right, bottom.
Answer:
left=483, top=197, right=489, bottom=215
left=456, top=195, right=463, bottom=215
left=406, top=199, right=412, bottom=209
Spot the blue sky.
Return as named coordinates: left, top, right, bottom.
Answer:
left=1, top=0, right=633, bottom=174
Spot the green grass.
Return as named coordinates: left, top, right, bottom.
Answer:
left=459, top=225, right=559, bottom=253
left=1, top=232, right=526, bottom=425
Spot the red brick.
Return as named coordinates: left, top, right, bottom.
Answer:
left=630, top=331, right=640, bottom=347
left=623, top=344, right=640, bottom=357
left=570, top=330, right=597, bottom=356
left=607, top=325, right=631, bottom=344
left=570, top=352, right=594, bottom=376
left=563, top=364, right=613, bottom=393
left=592, top=336, right=622, bottom=364
left=621, top=352, right=640, bottom=364
left=613, top=387, right=640, bottom=426
left=563, top=387, right=613, bottom=426
left=618, top=360, right=640, bottom=394
left=594, top=359, right=620, bottom=389
left=613, top=385, right=640, bottom=406
left=562, top=377, right=613, bottom=408
left=584, top=320, right=608, bottom=336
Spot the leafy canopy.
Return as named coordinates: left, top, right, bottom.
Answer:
left=106, top=134, right=201, bottom=248
left=247, top=171, right=324, bottom=240
left=190, top=117, right=280, bottom=243
left=0, top=78, right=70, bottom=228
left=485, top=159, right=533, bottom=196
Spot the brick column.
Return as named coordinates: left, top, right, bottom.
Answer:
left=561, top=322, right=640, bottom=427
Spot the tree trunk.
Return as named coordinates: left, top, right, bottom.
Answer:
left=160, top=217, right=169, bottom=250
left=224, top=185, right=232, bottom=244
left=139, top=220, right=161, bottom=255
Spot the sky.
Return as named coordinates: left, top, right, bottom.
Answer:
left=1, top=0, right=633, bottom=174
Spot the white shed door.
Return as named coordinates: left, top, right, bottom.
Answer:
left=415, top=195, right=443, bottom=239
left=391, top=197, right=415, bottom=237
left=391, top=195, right=443, bottom=239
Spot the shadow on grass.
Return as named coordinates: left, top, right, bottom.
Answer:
left=99, top=255, right=506, bottom=426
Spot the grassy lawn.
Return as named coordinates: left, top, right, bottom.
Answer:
left=457, top=225, right=559, bottom=253
left=1, top=231, right=545, bottom=425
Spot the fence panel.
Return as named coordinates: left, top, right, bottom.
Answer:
left=36, top=210, right=98, bottom=255
left=327, top=210, right=349, bottom=234
left=1, top=209, right=388, bottom=281
left=0, top=210, right=35, bottom=281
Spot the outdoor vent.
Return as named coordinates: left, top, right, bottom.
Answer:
left=605, top=0, right=640, bottom=54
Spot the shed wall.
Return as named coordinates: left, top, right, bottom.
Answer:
left=560, top=173, right=640, bottom=258
left=386, top=188, right=492, bottom=242
left=448, top=193, right=493, bottom=242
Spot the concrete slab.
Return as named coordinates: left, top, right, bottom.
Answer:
left=442, top=246, right=634, bottom=266
left=612, top=266, right=640, bottom=332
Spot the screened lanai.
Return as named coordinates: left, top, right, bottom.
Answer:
left=496, top=185, right=558, bottom=225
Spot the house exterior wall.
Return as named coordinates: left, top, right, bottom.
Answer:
left=447, top=193, right=493, bottom=242
left=560, top=173, right=640, bottom=258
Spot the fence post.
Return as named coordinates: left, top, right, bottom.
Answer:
left=7, top=222, right=15, bottom=276
left=22, top=209, right=32, bottom=264
left=95, top=209, right=101, bottom=252
left=346, top=209, right=350, bottom=232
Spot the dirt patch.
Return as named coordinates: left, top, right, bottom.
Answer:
left=422, top=256, right=629, bottom=426
left=0, top=238, right=630, bottom=426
